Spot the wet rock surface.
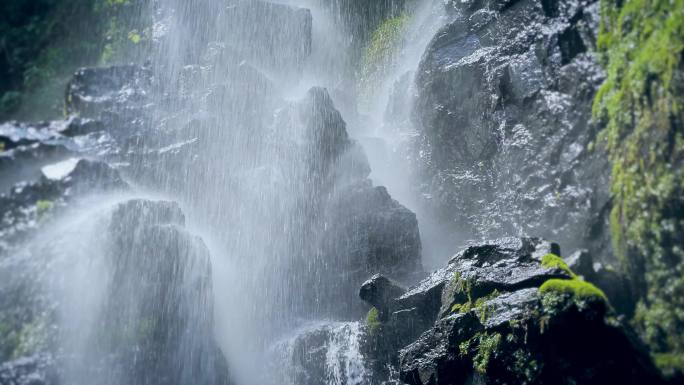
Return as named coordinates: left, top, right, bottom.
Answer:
left=352, top=238, right=665, bottom=385
left=91, top=199, right=231, bottom=385
left=0, top=354, right=58, bottom=385
left=412, top=0, right=612, bottom=260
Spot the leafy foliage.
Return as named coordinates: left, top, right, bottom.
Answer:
left=0, top=0, right=147, bottom=120
left=594, top=0, right=684, bottom=361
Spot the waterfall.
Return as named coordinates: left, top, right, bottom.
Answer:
left=1, top=1, right=442, bottom=384
left=269, top=321, right=368, bottom=385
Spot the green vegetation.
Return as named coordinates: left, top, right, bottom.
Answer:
left=539, top=279, right=608, bottom=302
left=594, top=0, right=684, bottom=359
left=540, top=253, right=576, bottom=278
left=450, top=289, right=500, bottom=322
left=0, top=0, right=148, bottom=120
left=473, top=332, right=502, bottom=374
left=654, top=353, right=684, bottom=377
left=358, top=14, right=410, bottom=112
left=366, top=307, right=381, bottom=335
left=36, top=200, right=54, bottom=218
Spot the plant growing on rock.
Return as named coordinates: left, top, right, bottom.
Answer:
left=594, top=0, right=684, bottom=371
left=366, top=307, right=382, bottom=335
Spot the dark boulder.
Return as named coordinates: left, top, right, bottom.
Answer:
left=348, top=238, right=664, bottom=385
left=359, top=274, right=407, bottom=318
left=390, top=237, right=663, bottom=385
left=87, top=199, right=231, bottom=385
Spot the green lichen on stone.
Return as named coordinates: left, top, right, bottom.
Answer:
left=539, top=279, right=607, bottom=302
left=366, top=307, right=381, bottom=335
left=594, top=0, right=684, bottom=359
left=540, top=253, right=576, bottom=278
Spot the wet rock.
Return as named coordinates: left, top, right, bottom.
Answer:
left=359, top=274, right=407, bottom=318
left=95, top=199, right=231, bottom=385
left=413, top=0, right=612, bottom=261
left=565, top=249, right=594, bottom=279
left=0, top=159, right=128, bottom=255
left=0, top=354, right=58, bottom=385
left=326, top=182, right=422, bottom=279
left=392, top=237, right=664, bottom=385
left=591, top=262, right=635, bottom=317
left=271, top=322, right=369, bottom=385
left=351, top=238, right=663, bottom=385
left=394, top=238, right=564, bottom=322
left=218, top=1, right=312, bottom=75
left=0, top=144, right=74, bottom=192
left=65, top=65, right=151, bottom=118
left=564, top=250, right=635, bottom=316
left=261, top=87, right=421, bottom=320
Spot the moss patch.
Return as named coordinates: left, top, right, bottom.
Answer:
left=594, top=0, right=684, bottom=358
left=451, top=289, right=500, bottom=323
left=540, top=253, right=576, bottom=278
left=366, top=307, right=381, bottom=335
left=36, top=200, right=54, bottom=218
left=539, top=279, right=607, bottom=302
left=654, top=353, right=684, bottom=377
left=358, top=14, right=410, bottom=112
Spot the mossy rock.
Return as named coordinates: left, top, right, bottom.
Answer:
left=366, top=307, right=382, bottom=335
left=540, top=254, right=576, bottom=279
left=539, top=278, right=608, bottom=302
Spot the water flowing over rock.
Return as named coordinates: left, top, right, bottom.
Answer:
left=0, top=0, right=675, bottom=384
left=271, top=322, right=369, bottom=385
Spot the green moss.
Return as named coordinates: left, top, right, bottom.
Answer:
left=473, top=332, right=502, bottom=374
left=358, top=14, right=410, bottom=112
left=540, top=253, right=577, bottom=278
left=366, top=307, right=381, bottom=335
left=594, top=0, right=684, bottom=358
left=654, top=353, right=684, bottom=376
left=451, top=290, right=500, bottom=324
left=36, top=200, right=54, bottom=218
left=539, top=279, right=607, bottom=302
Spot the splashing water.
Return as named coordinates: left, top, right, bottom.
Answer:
left=1, top=0, right=450, bottom=384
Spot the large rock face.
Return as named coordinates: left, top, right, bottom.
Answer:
left=84, top=199, right=231, bottom=385
left=412, top=0, right=611, bottom=260
left=217, top=0, right=312, bottom=76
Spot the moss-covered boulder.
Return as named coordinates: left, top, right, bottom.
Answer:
left=356, top=238, right=664, bottom=385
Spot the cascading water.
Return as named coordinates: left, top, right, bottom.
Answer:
left=1, top=1, right=446, bottom=384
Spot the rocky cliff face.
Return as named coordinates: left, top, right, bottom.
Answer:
left=412, top=0, right=611, bottom=261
